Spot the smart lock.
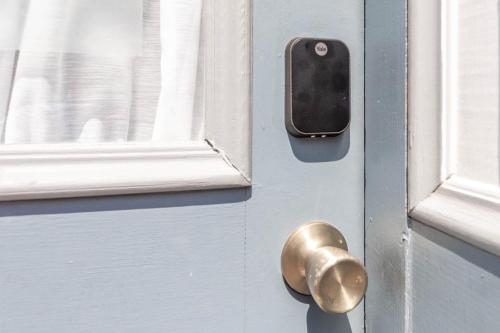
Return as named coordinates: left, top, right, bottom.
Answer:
left=285, top=38, right=350, bottom=137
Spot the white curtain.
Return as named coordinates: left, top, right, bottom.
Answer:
left=0, top=0, right=204, bottom=144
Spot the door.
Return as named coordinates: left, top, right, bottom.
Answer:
left=0, top=1, right=365, bottom=332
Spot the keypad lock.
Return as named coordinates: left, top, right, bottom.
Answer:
left=285, top=38, right=350, bottom=137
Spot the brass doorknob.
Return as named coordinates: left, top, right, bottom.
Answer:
left=281, top=222, right=368, bottom=314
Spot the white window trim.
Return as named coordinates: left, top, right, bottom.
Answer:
left=0, top=0, right=252, bottom=201
left=411, top=176, right=500, bottom=257
left=408, top=0, right=500, bottom=257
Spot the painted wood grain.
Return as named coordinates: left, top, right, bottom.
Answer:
left=410, top=221, right=500, bottom=333
left=365, top=0, right=408, bottom=332
left=0, top=190, right=248, bottom=333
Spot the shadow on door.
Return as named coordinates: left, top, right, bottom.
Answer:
left=285, top=281, right=353, bottom=333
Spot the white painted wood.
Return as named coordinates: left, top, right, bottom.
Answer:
left=409, top=0, right=500, bottom=257
left=441, top=0, right=459, bottom=180
left=0, top=141, right=249, bottom=201
left=203, top=0, right=251, bottom=179
left=454, top=0, right=499, bottom=185
left=408, top=0, right=445, bottom=209
left=0, top=1, right=252, bottom=201
left=411, top=175, right=500, bottom=257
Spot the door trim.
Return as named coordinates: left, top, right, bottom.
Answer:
left=411, top=176, right=500, bottom=257
left=407, top=0, right=500, bottom=257
left=0, top=142, right=250, bottom=201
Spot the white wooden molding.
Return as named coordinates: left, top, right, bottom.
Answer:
left=203, top=0, right=252, bottom=179
left=411, top=176, right=500, bottom=257
left=0, top=141, right=250, bottom=201
left=408, top=0, right=444, bottom=209
left=408, top=0, right=500, bottom=256
left=0, top=0, right=252, bottom=201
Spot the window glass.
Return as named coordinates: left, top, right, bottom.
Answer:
left=0, top=0, right=204, bottom=144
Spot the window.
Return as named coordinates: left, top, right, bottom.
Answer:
left=409, top=0, right=500, bottom=256
left=0, top=0, right=251, bottom=200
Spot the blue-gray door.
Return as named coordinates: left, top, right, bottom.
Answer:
left=0, top=1, right=365, bottom=332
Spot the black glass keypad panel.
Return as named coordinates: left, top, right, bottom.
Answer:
left=287, top=38, right=350, bottom=136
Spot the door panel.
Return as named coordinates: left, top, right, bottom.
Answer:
left=0, top=0, right=364, bottom=332
left=0, top=191, right=248, bottom=332
left=409, top=222, right=500, bottom=333
left=247, top=0, right=364, bottom=332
